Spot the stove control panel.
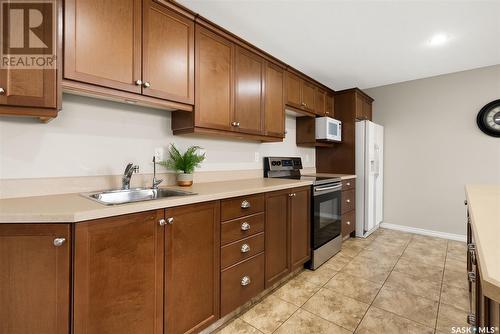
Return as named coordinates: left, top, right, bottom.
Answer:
left=264, top=157, right=302, bottom=171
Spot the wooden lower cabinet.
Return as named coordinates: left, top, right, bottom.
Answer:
left=0, top=224, right=70, bottom=334
left=73, top=210, right=165, bottom=334
left=265, top=186, right=310, bottom=287
left=341, top=179, right=356, bottom=238
left=164, top=201, right=221, bottom=334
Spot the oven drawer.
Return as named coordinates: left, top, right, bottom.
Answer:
left=221, top=233, right=265, bottom=269
left=221, top=253, right=265, bottom=316
left=221, top=194, right=265, bottom=221
left=342, top=179, right=355, bottom=191
left=341, top=189, right=355, bottom=214
left=221, top=213, right=265, bottom=245
left=342, top=210, right=356, bottom=237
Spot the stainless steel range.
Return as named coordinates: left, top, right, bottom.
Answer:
left=264, top=157, right=342, bottom=270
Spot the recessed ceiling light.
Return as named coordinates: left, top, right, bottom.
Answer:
left=428, top=33, right=449, bottom=46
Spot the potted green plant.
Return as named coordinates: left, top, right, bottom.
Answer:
left=158, top=144, right=206, bottom=186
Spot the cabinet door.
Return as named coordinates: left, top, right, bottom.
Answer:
left=74, top=210, right=164, bottom=334
left=285, top=71, right=302, bottom=109
left=325, top=93, right=334, bottom=117
left=64, top=0, right=142, bottom=93
left=0, top=224, right=70, bottom=334
left=264, top=62, right=285, bottom=137
left=355, top=94, right=365, bottom=120
left=302, top=80, right=316, bottom=113
left=234, top=46, right=264, bottom=135
left=165, top=201, right=220, bottom=334
left=289, top=187, right=311, bottom=270
left=265, top=191, right=290, bottom=287
left=315, top=88, right=326, bottom=116
left=142, top=0, right=194, bottom=104
left=195, top=25, right=234, bottom=131
left=363, top=99, right=372, bottom=120
left=0, top=69, right=56, bottom=108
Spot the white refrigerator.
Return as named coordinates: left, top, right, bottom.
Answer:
left=355, top=120, right=384, bottom=237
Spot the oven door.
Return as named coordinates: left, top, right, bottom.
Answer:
left=312, top=184, right=342, bottom=250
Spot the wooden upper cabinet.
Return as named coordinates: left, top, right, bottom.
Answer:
left=325, top=92, right=334, bottom=117
left=165, top=201, right=220, bottom=334
left=0, top=69, right=56, bottom=109
left=0, top=224, right=70, bottom=334
left=315, top=89, right=326, bottom=116
left=264, top=62, right=285, bottom=137
left=195, top=25, right=234, bottom=131
left=265, top=190, right=290, bottom=287
left=64, top=0, right=142, bottom=93
left=285, top=71, right=302, bottom=109
left=142, top=0, right=194, bottom=104
left=302, top=80, right=316, bottom=113
left=73, top=210, right=164, bottom=334
left=289, top=187, right=311, bottom=270
left=234, top=46, right=264, bottom=135
left=354, top=91, right=373, bottom=121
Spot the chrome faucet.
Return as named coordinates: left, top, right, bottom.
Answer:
left=122, top=163, right=139, bottom=190
left=151, top=156, right=163, bottom=189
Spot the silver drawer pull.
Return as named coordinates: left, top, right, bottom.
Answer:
left=53, top=238, right=66, bottom=247
left=467, top=314, right=476, bottom=326
left=346, top=182, right=351, bottom=186
left=241, top=222, right=251, bottom=231
left=241, top=244, right=250, bottom=253
left=241, top=276, right=251, bottom=286
left=468, top=243, right=476, bottom=265
left=346, top=199, right=351, bottom=203
left=467, top=271, right=476, bottom=283
left=346, top=221, right=351, bottom=225
left=241, top=200, right=251, bottom=209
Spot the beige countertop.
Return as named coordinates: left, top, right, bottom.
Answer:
left=465, top=184, right=500, bottom=303
left=310, top=173, right=356, bottom=180
left=0, top=178, right=312, bottom=223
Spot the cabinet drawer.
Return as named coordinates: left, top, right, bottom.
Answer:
left=342, top=210, right=356, bottom=237
left=341, top=189, right=355, bottom=214
left=342, top=179, right=355, bottom=191
left=221, top=233, right=265, bottom=269
left=221, top=213, right=265, bottom=246
left=221, top=194, right=265, bottom=221
left=221, top=253, right=264, bottom=316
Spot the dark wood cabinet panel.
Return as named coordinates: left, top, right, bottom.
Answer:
left=221, top=232, right=265, bottom=269
left=315, top=89, right=326, bottom=116
left=355, top=91, right=373, bottom=121
left=342, top=179, right=355, bottom=191
left=165, top=201, right=220, bottom=334
left=265, top=190, right=290, bottom=287
left=264, top=62, right=285, bottom=137
left=285, top=71, right=302, bottom=109
left=221, top=193, right=265, bottom=221
left=64, top=0, right=142, bottom=93
left=221, top=212, right=265, bottom=245
left=0, top=69, right=56, bottom=109
left=142, top=0, right=194, bottom=104
left=302, top=80, right=316, bottom=113
left=73, top=210, right=164, bottom=334
left=194, top=25, right=234, bottom=131
left=234, top=46, right=264, bottom=135
left=0, top=224, right=70, bottom=334
left=342, top=210, right=356, bottom=237
left=325, top=92, right=334, bottom=117
left=341, top=189, right=355, bottom=214
left=221, top=253, right=264, bottom=316
left=289, top=187, right=311, bottom=270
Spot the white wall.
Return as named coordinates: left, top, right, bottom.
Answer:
left=0, top=94, right=315, bottom=179
left=366, top=65, right=500, bottom=236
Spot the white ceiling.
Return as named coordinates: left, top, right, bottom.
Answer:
left=178, top=0, right=500, bottom=90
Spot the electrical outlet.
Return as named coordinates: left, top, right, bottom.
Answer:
left=154, top=147, right=164, bottom=161
left=254, top=152, right=260, bottom=162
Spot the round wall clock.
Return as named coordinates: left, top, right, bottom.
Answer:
left=476, top=99, right=500, bottom=137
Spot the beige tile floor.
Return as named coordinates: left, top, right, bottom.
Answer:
left=216, top=228, right=470, bottom=334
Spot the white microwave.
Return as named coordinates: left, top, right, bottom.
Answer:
left=315, top=117, right=342, bottom=142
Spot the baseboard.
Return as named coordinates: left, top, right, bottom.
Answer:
left=380, top=222, right=466, bottom=242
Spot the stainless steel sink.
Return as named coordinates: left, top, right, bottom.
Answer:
left=83, top=187, right=196, bottom=205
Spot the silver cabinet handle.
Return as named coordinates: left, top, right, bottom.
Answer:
left=467, top=271, right=476, bottom=283
left=468, top=243, right=476, bottom=265
left=241, top=276, right=251, bottom=286
left=241, top=244, right=250, bottom=253
left=346, top=182, right=351, bottom=186
left=467, top=314, right=476, bottom=326
left=166, top=217, right=174, bottom=225
left=346, top=199, right=351, bottom=203
left=301, top=102, right=306, bottom=107
left=159, top=219, right=166, bottom=226
left=135, top=79, right=143, bottom=86
left=241, top=222, right=251, bottom=231
left=143, top=82, right=151, bottom=88
left=288, top=193, right=296, bottom=197
left=0, top=87, right=5, bottom=95
left=231, top=121, right=237, bottom=127
left=236, top=122, right=240, bottom=127
left=53, top=238, right=66, bottom=247
left=346, top=221, right=351, bottom=225
left=241, top=200, right=251, bottom=209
